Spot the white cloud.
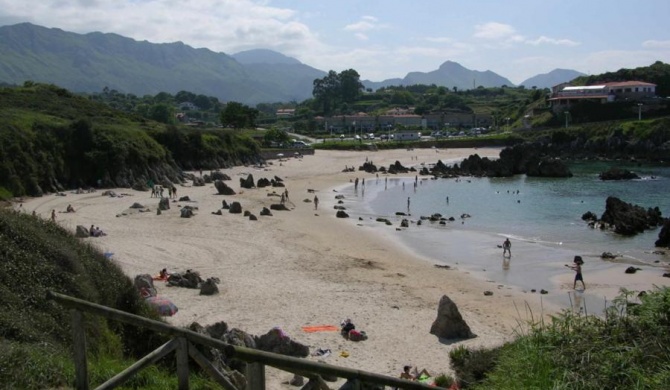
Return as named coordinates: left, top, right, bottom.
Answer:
left=425, top=36, right=454, bottom=44
left=642, top=40, right=670, bottom=49
left=525, top=36, right=580, bottom=47
left=344, top=20, right=376, bottom=32
left=0, top=0, right=319, bottom=54
left=473, top=22, right=516, bottom=40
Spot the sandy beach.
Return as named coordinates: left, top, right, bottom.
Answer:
left=18, top=147, right=668, bottom=388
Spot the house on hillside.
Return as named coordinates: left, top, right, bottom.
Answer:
left=276, top=108, right=296, bottom=118
left=549, top=80, right=656, bottom=112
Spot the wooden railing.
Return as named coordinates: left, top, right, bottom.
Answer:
left=47, top=291, right=437, bottom=390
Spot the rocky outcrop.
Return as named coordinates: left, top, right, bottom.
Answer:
left=429, top=295, right=476, bottom=340
left=656, top=220, right=670, bottom=247
left=254, top=328, right=309, bottom=357
left=599, top=196, right=665, bottom=235
left=257, top=178, right=271, bottom=188
left=229, top=202, right=242, bottom=214
left=387, top=160, right=410, bottom=174
left=210, top=171, right=231, bottom=181
left=180, top=206, right=195, bottom=218
left=199, top=278, right=220, bottom=295
left=599, top=168, right=640, bottom=180
left=75, top=225, right=89, bottom=238
left=260, top=207, right=273, bottom=216
left=270, top=204, right=289, bottom=211
left=214, top=180, right=236, bottom=195
left=158, top=197, right=170, bottom=211
left=336, top=210, right=349, bottom=218
left=240, top=174, right=255, bottom=189
left=526, top=158, right=573, bottom=178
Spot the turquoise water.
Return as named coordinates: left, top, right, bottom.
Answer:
left=337, top=160, right=670, bottom=303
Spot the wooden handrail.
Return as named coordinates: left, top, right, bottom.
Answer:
left=47, top=291, right=437, bottom=390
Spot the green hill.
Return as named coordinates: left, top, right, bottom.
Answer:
left=0, top=83, right=260, bottom=198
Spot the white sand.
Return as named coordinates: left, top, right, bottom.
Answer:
left=19, top=147, right=595, bottom=387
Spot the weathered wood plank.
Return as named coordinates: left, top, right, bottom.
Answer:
left=176, top=337, right=190, bottom=390
left=246, top=362, right=265, bottom=390
left=188, top=344, right=240, bottom=390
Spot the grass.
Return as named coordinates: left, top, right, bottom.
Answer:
left=450, top=288, right=670, bottom=389
left=0, top=208, right=222, bottom=389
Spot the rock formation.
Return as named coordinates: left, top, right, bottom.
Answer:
left=429, top=295, right=476, bottom=340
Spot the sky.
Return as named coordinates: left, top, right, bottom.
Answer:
left=1, top=0, right=669, bottom=84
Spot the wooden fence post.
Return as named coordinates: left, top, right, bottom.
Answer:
left=176, top=337, right=190, bottom=390
left=72, top=310, right=89, bottom=390
left=246, top=362, right=265, bottom=390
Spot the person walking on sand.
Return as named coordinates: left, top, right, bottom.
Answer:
left=407, top=197, right=411, bottom=214
left=51, top=209, right=56, bottom=222
left=314, top=195, right=319, bottom=210
left=568, top=256, right=586, bottom=290
left=502, top=238, right=511, bottom=256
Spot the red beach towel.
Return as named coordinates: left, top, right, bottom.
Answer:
left=301, top=325, right=339, bottom=333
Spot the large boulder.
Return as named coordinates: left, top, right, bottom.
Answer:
left=429, top=295, right=476, bottom=340
left=210, top=171, right=231, bottom=181
left=336, top=210, right=349, bottom=218
left=75, top=225, right=90, bottom=238
left=193, top=176, right=206, bottom=187
left=167, top=270, right=203, bottom=288
left=215, top=180, right=236, bottom=195
left=527, top=158, right=573, bottom=178
left=599, top=168, right=640, bottom=181
left=260, top=207, right=273, bottom=216
left=229, top=202, right=243, bottom=214
left=158, top=197, right=170, bottom=211
left=180, top=206, right=195, bottom=218
left=257, top=178, right=271, bottom=188
left=270, top=204, right=289, bottom=211
left=240, top=174, right=255, bottom=189
left=200, top=278, right=220, bottom=295
left=656, top=220, right=670, bottom=247
left=133, top=274, right=157, bottom=297
left=254, top=328, right=309, bottom=357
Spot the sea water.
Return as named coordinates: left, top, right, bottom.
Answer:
left=337, top=160, right=670, bottom=306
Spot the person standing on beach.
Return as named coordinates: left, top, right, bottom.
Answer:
left=502, top=238, right=511, bottom=256
left=568, top=256, right=586, bottom=290
left=51, top=209, right=56, bottom=222
left=314, top=195, right=319, bottom=210
left=407, top=197, right=411, bottom=214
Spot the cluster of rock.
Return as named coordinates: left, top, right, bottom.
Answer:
left=187, top=322, right=310, bottom=389
left=582, top=196, right=667, bottom=236
left=166, top=270, right=220, bottom=295
left=420, top=143, right=573, bottom=179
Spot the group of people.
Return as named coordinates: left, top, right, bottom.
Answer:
left=89, top=225, right=106, bottom=237
left=150, top=184, right=178, bottom=199
left=502, top=238, right=586, bottom=290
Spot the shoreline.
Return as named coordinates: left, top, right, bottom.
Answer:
left=14, top=147, right=667, bottom=388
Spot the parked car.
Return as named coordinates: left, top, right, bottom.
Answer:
left=292, top=141, right=310, bottom=148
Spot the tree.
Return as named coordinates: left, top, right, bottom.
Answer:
left=220, top=101, right=258, bottom=129
left=263, top=128, right=291, bottom=146
left=149, top=103, right=174, bottom=124
left=312, top=69, right=364, bottom=115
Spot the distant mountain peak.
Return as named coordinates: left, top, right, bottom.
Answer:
left=520, top=68, right=585, bottom=89
left=232, top=49, right=302, bottom=65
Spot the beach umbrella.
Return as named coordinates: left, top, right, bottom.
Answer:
left=145, top=296, right=178, bottom=316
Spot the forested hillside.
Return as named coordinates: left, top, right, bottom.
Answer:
left=0, top=83, right=260, bottom=198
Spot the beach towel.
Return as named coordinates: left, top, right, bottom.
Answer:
left=301, top=325, right=339, bottom=333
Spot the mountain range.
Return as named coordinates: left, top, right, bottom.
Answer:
left=0, top=23, right=584, bottom=105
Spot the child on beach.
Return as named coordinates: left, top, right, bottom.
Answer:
left=567, top=256, right=585, bottom=290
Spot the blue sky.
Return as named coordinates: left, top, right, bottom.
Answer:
left=1, top=0, right=669, bottom=84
